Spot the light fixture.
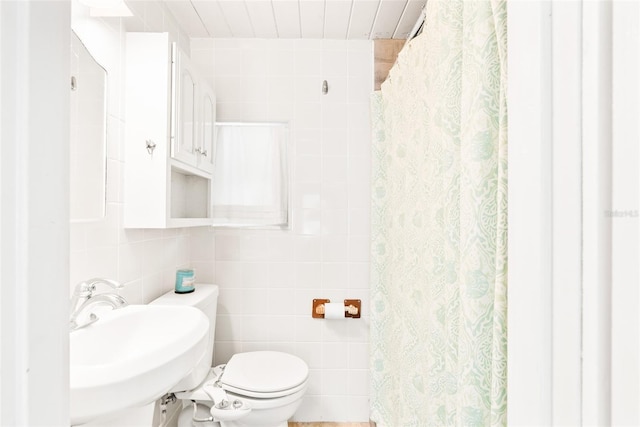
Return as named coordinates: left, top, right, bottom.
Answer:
left=79, top=0, right=133, bottom=17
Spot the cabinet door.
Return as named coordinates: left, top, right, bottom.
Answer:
left=172, top=47, right=198, bottom=167
left=198, top=88, right=216, bottom=174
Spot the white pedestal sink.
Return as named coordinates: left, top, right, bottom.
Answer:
left=70, top=304, right=209, bottom=425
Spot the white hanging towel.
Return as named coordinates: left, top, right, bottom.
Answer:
left=211, top=123, right=289, bottom=227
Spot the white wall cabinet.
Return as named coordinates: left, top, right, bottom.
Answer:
left=171, top=46, right=216, bottom=175
left=124, top=32, right=215, bottom=228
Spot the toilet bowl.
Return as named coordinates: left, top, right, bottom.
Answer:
left=151, top=285, right=308, bottom=427
left=176, top=351, right=308, bottom=427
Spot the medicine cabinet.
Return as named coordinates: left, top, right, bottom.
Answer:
left=123, top=32, right=215, bottom=228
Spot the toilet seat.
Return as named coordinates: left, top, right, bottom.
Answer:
left=176, top=351, right=309, bottom=402
left=220, top=351, right=309, bottom=399
left=223, top=378, right=307, bottom=399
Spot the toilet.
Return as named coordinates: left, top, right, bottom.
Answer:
left=151, top=284, right=308, bottom=427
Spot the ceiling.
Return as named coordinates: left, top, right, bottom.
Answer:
left=164, top=0, right=427, bottom=40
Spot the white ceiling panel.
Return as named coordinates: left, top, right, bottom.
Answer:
left=324, top=0, right=352, bottom=39
left=299, top=0, right=325, bottom=39
left=370, top=0, right=406, bottom=39
left=165, top=1, right=210, bottom=37
left=165, top=0, right=425, bottom=40
left=245, top=1, right=278, bottom=38
left=192, top=0, right=232, bottom=38
left=272, top=1, right=301, bottom=38
left=218, top=0, right=255, bottom=37
left=347, top=0, right=379, bottom=39
left=393, top=0, right=426, bottom=38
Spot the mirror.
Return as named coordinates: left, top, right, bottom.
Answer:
left=70, top=31, right=107, bottom=222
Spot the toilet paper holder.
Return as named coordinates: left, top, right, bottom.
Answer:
left=312, top=299, right=361, bottom=319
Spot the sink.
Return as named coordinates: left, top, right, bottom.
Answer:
left=70, top=304, right=209, bottom=425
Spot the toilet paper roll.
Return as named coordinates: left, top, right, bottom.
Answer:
left=324, top=302, right=344, bottom=319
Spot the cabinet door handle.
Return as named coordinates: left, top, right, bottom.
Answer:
left=196, top=147, right=208, bottom=157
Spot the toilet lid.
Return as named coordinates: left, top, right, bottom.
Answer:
left=221, top=351, right=308, bottom=396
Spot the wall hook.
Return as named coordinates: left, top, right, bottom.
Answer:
left=146, top=139, right=156, bottom=156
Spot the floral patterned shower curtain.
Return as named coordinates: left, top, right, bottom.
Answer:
left=370, top=0, right=507, bottom=425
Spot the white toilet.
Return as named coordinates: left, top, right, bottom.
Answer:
left=151, top=284, right=308, bottom=427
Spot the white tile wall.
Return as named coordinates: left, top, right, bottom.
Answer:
left=70, top=3, right=373, bottom=422
left=192, top=39, right=373, bottom=422
left=69, top=1, right=215, bottom=302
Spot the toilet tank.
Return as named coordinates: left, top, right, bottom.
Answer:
left=150, top=284, right=219, bottom=392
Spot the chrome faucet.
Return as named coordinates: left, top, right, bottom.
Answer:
left=69, top=278, right=128, bottom=331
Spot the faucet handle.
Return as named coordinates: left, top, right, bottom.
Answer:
left=73, top=278, right=122, bottom=297
left=87, top=278, right=123, bottom=290
left=72, top=281, right=96, bottom=297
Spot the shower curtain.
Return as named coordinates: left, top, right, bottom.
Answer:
left=370, top=1, right=507, bottom=426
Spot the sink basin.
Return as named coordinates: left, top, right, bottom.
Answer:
left=70, top=304, right=209, bottom=425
